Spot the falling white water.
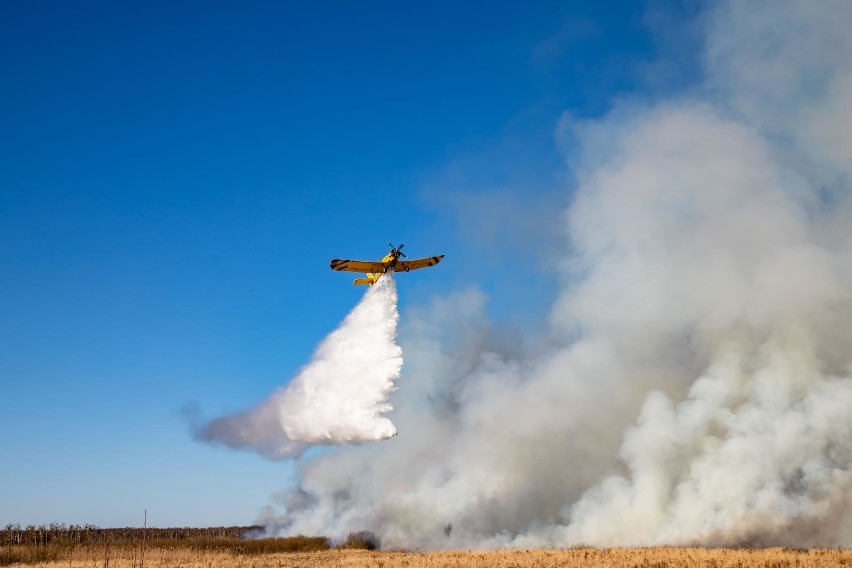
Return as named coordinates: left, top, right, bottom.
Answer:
left=198, top=275, right=402, bottom=460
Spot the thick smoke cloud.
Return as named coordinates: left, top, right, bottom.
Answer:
left=254, top=0, right=852, bottom=549
left=198, top=276, right=402, bottom=460
left=529, top=102, right=852, bottom=548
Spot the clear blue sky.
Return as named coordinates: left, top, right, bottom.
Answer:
left=0, top=1, right=698, bottom=527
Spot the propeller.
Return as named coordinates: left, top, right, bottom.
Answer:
left=388, top=242, right=407, bottom=258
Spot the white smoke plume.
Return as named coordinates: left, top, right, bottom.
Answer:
left=198, top=275, right=402, bottom=460
left=249, top=0, right=852, bottom=550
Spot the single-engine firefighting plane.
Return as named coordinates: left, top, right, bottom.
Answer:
left=330, top=243, right=444, bottom=285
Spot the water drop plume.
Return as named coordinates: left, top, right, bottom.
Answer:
left=198, top=275, right=402, bottom=460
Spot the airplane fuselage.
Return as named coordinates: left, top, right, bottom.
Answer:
left=363, top=252, right=399, bottom=283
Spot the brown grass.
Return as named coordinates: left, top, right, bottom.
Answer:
left=0, top=536, right=328, bottom=567
left=3, top=545, right=851, bottom=568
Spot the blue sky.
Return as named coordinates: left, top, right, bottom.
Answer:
left=1, top=1, right=699, bottom=527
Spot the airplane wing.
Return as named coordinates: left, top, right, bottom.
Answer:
left=395, top=255, right=444, bottom=272
left=329, top=259, right=387, bottom=273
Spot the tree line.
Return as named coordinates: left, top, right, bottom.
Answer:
left=0, top=524, right=262, bottom=547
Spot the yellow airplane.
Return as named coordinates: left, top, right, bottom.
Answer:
left=330, top=243, right=444, bottom=285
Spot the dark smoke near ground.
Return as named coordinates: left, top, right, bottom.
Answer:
left=252, top=1, right=852, bottom=549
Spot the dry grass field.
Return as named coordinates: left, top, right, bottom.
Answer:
left=5, top=545, right=852, bottom=568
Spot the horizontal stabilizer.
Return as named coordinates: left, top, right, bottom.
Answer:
left=353, top=277, right=374, bottom=286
